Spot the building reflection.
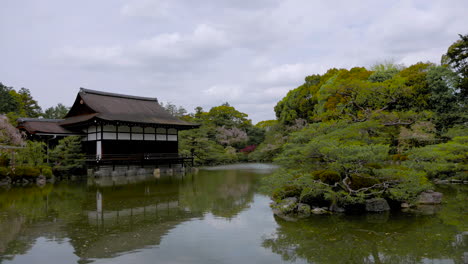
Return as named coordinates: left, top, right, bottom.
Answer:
left=0, top=169, right=257, bottom=262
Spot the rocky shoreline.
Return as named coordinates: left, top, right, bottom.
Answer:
left=271, top=189, right=445, bottom=220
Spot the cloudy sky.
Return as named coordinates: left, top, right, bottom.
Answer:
left=1, top=0, right=466, bottom=123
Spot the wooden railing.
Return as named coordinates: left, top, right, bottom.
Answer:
left=85, top=153, right=194, bottom=167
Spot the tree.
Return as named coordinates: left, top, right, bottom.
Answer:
left=368, top=61, right=404, bottom=83
left=266, top=121, right=431, bottom=208
left=0, top=115, right=24, bottom=146
left=160, top=102, right=187, bottom=117
left=442, top=34, right=468, bottom=97
left=216, top=127, right=248, bottom=147
left=10, top=88, right=42, bottom=118
left=43, top=104, right=69, bottom=119
left=0, top=83, right=19, bottom=114
left=50, top=136, right=85, bottom=174
left=205, top=104, right=252, bottom=128
left=15, top=141, right=47, bottom=166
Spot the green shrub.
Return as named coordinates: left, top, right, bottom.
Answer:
left=299, top=187, right=331, bottom=207
left=0, top=154, right=10, bottom=166
left=365, top=163, right=383, bottom=169
left=38, top=165, right=53, bottom=178
left=272, top=185, right=302, bottom=200
left=10, top=166, right=41, bottom=179
left=392, top=154, right=408, bottom=161
left=23, top=166, right=40, bottom=178
left=0, top=167, right=9, bottom=178
left=319, top=171, right=341, bottom=184
left=311, top=170, right=341, bottom=184
left=10, top=166, right=25, bottom=179
left=311, top=170, right=326, bottom=180
left=349, top=173, right=380, bottom=190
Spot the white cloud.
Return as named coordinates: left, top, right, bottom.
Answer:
left=257, top=63, right=323, bottom=85
left=2, top=0, right=468, bottom=123
left=53, top=24, right=230, bottom=70
left=53, top=46, right=135, bottom=69
left=121, top=0, right=171, bottom=18
left=134, top=24, right=230, bottom=61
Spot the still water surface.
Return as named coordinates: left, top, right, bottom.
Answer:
left=0, top=164, right=466, bottom=264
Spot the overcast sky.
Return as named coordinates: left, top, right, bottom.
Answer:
left=0, top=0, right=466, bottom=123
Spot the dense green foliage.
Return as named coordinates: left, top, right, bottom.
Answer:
left=50, top=136, right=85, bottom=175
left=0, top=136, right=85, bottom=180
left=42, top=103, right=70, bottom=119
left=442, top=34, right=468, bottom=98
left=0, top=82, right=71, bottom=125
left=261, top=37, right=467, bottom=209
left=178, top=104, right=265, bottom=165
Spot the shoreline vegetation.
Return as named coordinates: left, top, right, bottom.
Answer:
left=1, top=35, right=467, bottom=217
left=257, top=35, right=467, bottom=216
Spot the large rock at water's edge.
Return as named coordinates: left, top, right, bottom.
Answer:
left=365, top=198, right=390, bottom=212
left=311, top=207, right=328, bottom=214
left=0, top=176, right=11, bottom=186
left=36, top=175, right=46, bottom=186
left=417, top=190, right=443, bottom=204
left=272, top=197, right=298, bottom=215
left=329, top=203, right=345, bottom=213
left=297, top=203, right=311, bottom=217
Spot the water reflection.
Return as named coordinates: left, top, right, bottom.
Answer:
left=0, top=166, right=268, bottom=263
left=0, top=165, right=466, bottom=264
left=263, top=185, right=468, bottom=264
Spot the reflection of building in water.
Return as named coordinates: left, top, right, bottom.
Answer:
left=0, top=169, right=264, bottom=262
left=89, top=190, right=179, bottom=226
left=87, top=174, right=186, bottom=187
left=68, top=177, right=202, bottom=261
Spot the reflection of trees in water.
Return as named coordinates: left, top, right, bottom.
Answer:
left=66, top=176, right=202, bottom=260
left=263, top=186, right=468, bottom=264
left=0, top=183, right=86, bottom=260
left=0, top=213, right=27, bottom=257
left=0, top=171, right=261, bottom=261
left=178, top=169, right=258, bottom=218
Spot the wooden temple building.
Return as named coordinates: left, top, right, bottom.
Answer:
left=17, top=88, right=199, bottom=169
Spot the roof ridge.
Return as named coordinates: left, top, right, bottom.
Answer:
left=80, top=88, right=158, bottom=102
left=18, top=118, right=64, bottom=122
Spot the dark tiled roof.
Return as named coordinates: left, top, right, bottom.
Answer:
left=17, top=118, right=82, bottom=135
left=65, top=88, right=199, bottom=128
left=59, top=113, right=98, bottom=126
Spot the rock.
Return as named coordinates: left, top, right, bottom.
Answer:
left=36, top=175, right=46, bottom=186
left=434, top=179, right=449, bottom=184
left=297, top=203, right=311, bottom=217
left=274, top=197, right=298, bottom=215
left=311, top=207, right=327, bottom=214
left=417, top=191, right=443, bottom=204
left=365, top=198, right=390, bottom=212
left=401, top=202, right=410, bottom=208
left=414, top=204, right=441, bottom=215
left=366, top=211, right=390, bottom=223
left=329, top=203, right=345, bottom=213
left=0, top=176, right=11, bottom=186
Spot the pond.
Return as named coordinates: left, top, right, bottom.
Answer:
left=0, top=164, right=467, bottom=264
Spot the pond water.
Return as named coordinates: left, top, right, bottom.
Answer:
left=0, top=164, right=466, bottom=264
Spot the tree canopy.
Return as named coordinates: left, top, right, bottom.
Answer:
left=260, top=35, right=468, bottom=210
